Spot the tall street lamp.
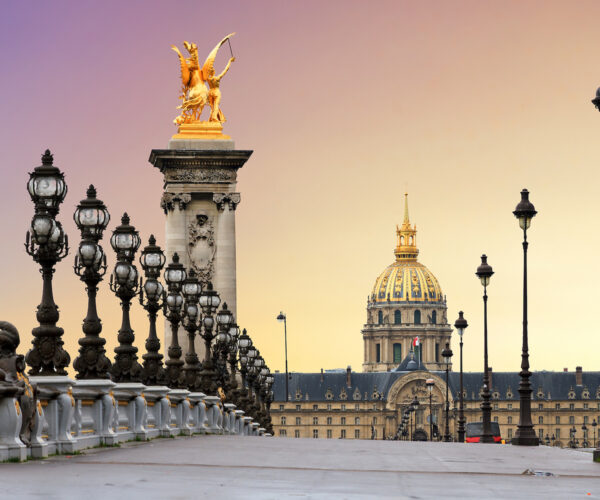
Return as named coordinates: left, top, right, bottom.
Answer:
left=227, top=323, right=240, bottom=403
left=442, top=342, right=453, bottom=442
left=198, top=283, right=221, bottom=394
left=163, top=253, right=186, bottom=388
left=411, top=395, right=419, bottom=441
left=426, top=378, right=434, bottom=441
left=476, top=254, right=494, bottom=443
left=454, top=311, right=468, bottom=442
left=25, top=150, right=70, bottom=375
left=73, top=185, right=111, bottom=379
left=592, top=419, right=598, bottom=448
left=215, top=303, right=234, bottom=392
left=181, top=269, right=202, bottom=391
left=512, top=189, right=539, bottom=446
left=276, top=312, right=289, bottom=401
left=109, top=213, right=142, bottom=382
left=139, top=235, right=167, bottom=386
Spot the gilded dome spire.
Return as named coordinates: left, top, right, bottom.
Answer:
left=395, top=193, right=419, bottom=261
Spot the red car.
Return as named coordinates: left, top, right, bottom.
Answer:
left=465, top=422, right=502, bottom=443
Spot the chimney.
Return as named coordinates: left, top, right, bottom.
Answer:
left=487, top=367, right=493, bottom=389
left=346, top=366, right=352, bottom=387
left=320, top=368, right=324, bottom=383
left=576, top=366, right=583, bottom=386
left=563, top=368, right=568, bottom=372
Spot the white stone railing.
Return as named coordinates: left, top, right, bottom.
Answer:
left=0, top=376, right=264, bottom=461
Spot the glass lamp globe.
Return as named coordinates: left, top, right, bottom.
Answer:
left=73, top=185, right=110, bottom=240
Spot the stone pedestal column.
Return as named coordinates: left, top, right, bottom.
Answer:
left=150, top=141, right=252, bottom=360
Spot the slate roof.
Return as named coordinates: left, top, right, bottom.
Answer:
left=273, top=369, right=600, bottom=403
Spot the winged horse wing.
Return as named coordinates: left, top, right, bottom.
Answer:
left=202, top=33, right=236, bottom=81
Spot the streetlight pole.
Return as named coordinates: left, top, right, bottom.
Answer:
left=277, top=312, right=289, bottom=401
left=476, top=255, right=494, bottom=443
left=512, top=189, right=539, bottom=446
left=442, top=342, right=453, bottom=442
left=454, top=311, right=468, bottom=442
left=593, top=419, right=597, bottom=448
left=426, top=379, right=434, bottom=441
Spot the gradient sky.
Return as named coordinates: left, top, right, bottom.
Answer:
left=2, top=1, right=600, bottom=376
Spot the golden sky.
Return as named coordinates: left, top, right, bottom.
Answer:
left=2, top=1, right=600, bottom=375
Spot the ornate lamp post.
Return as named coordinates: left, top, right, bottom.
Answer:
left=570, top=425, right=577, bottom=448
left=227, top=323, right=240, bottom=402
left=441, top=342, right=453, bottom=442
left=426, top=378, right=434, bottom=441
left=25, top=150, right=70, bottom=376
left=411, top=395, right=419, bottom=441
left=139, top=235, right=167, bottom=386
left=237, top=329, right=252, bottom=410
left=582, top=423, right=589, bottom=448
left=163, top=253, right=186, bottom=388
left=197, top=283, right=221, bottom=394
left=214, top=303, right=234, bottom=392
left=109, top=213, right=142, bottom=382
left=512, top=189, right=539, bottom=446
left=73, top=185, right=111, bottom=379
left=181, top=269, right=202, bottom=391
left=454, top=311, right=468, bottom=442
left=592, top=419, right=597, bottom=448
left=276, top=312, right=289, bottom=401
left=476, top=254, right=494, bottom=443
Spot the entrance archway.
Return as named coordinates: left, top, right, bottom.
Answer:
left=413, top=428, right=428, bottom=441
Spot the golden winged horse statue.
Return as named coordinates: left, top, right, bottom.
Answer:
left=172, top=34, right=235, bottom=126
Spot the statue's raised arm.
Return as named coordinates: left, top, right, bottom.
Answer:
left=202, top=33, right=236, bottom=123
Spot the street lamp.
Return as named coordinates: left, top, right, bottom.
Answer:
left=592, top=419, right=598, bottom=448
left=570, top=425, right=577, bottom=448
left=411, top=395, right=419, bottom=441
left=227, top=323, right=240, bottom=402
left=181, top=269, right=202, bottom=391
left=24, top=150, right=70, bottom=376
left=582, top=423, right=589, bottom=448
left=426, top=378, right=434, bottom=441
left=109, top=213, right=142, bottom=382
left=476, top=254, right=494, bottom=443
left=197, top=283, right=221, bottom=394
left=73, top=185, right=111, bottom=379
left=138, top=235, right=166, bottom=386
left=163, top=253, right=186, bottom=388
left=454, top=311, right=468, bottom=442
left=442, top=342, right=453, bottom=442
left=214, top=303, right=234, bottom=392
left=592, top=87, right=600, bottom=111
left=277, top=312, right=289, bottom=401
left=512, top=189, right=539, bottom=446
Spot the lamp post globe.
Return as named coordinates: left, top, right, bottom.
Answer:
left=454, top=311, right=468, bottom=442
left=441, top=342, right=453, bottom=442
left=476, top=254, right=495, bottom=443
left=73, top=185, right=112, bottom=379
left=592, top=87, right=600, bottom=111
left=511, top=189, right=539, bottom=447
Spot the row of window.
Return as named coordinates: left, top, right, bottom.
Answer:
left=278, top=404, right=379, bottom=411
left=377, top=309, right=436, bottom=325
left=280, top=416, right=367, bottom=426
left=486, top=402, right=598, bottom=411
left=279, top=429, right=362, bottom=439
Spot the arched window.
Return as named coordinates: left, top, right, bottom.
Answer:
left=377, top=310, right=383, bottom=325
left=414, top=310, right=421, bottom=324
left=431, top=310, right=437, bottom=324
left=394, top=310, right=401, bottom=324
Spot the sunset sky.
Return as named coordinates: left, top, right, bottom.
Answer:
left=2, top=1, right=600, bottom=376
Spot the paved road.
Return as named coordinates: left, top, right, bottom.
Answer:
left=2, top=436, right=599, bottom=499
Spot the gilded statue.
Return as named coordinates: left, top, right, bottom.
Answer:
left=172, top=34, right=236, bottom=126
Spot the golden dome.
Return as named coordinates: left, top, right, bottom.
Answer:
left=370, top=194, right=444, bottom=304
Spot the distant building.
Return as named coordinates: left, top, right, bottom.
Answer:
left=272, top=196, right=600, bottom=446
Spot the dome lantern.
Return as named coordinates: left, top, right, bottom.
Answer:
left=394, top=193, right=419, bottom=261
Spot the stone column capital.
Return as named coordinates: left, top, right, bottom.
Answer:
left=161, top=192, right=192, bottom=214
left=213, top=193, right=241, bottom=212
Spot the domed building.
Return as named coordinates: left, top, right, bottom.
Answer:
left=362, top=195, right=452, bottom=372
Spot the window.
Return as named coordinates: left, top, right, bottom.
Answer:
left=373, top=417, right=377, bottom=425
left=538, top=404, right=543, bottom=409
left=394, top=310, right=401, bottom=324
left=538, top=416, right=543, bottom=425
left=555, top=403, right=560, bottom=410
left=279, top=404, right=284, bottom=410
left=493, top=404, right=498, bottom=410
left=341, top=417, right=346, bottom=425
left=507, top=404, right=512, bottom=410
left=355, top=429, right=360, bottom=439
left=355, top=404, right=360, bottom=410
left=414, top=310, right=421, bottom=324
left=584, top=416, right=589, bottom=424
left=570, top=403, right=575, bottom=410
left=313, top=429, right=318, bottom=439
left=378, top=310, right=383, bottom=325
left=431, top=310, right=437, bottom=324
left=508, top=428, right=512, bottom=439
left=375, top=344, right=381, bottom=363
left=327, top=417, right=332, bottom=425
left=508, top=416, right=512, bottom=424
left=373, top=404, right=377, bottom=410
left=393, top=343, right=402, bottom=364
left=569, top=416, right=575, bottom=424
left=327, top=429, right=332, bottom=438
left=327, top=404, right=332, bottom=411
left=313, top=404, right=318, bottom=410
left=341, top=429, right=346, bottom=439
left=295, top=417, right=301, bottom=425
left=341, top=404, right=346, bottom=411
left=355, top=417, right=360, bottom=425
left=556, top=416, right=560, bottom=424
left=584, top=403, right=589, bottom=409
left=281, top=416, right=286, bottom=425
left=294, top=430, right=300, bottom=438
left=279, top=429, right=287, bottom=436
left=435, top=343, right=439, bottom=363
left=313, top=417, right=318, bottom=425
left=538, top=429, right=544, bottom=440
left=556, top=428, right=561, bottom=438
left=493, top=416, right=498, bottom=423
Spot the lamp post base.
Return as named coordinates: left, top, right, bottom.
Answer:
left=511, top=433, right=540, bottom=446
